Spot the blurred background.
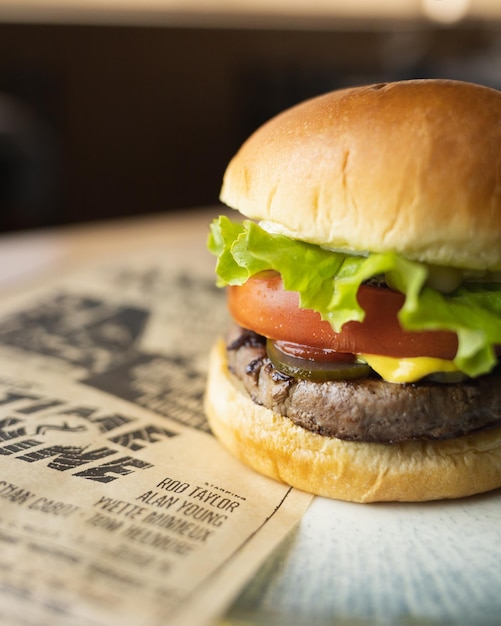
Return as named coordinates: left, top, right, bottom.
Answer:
left=0, top=0, right=500, bottom=232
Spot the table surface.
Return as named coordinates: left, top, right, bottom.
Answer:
left=0, top=209, right=213, bottom=291
left=2, top=207, right=501, bottom=626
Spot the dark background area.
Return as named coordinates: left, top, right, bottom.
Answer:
left=0, top=19, right=500, bottom=232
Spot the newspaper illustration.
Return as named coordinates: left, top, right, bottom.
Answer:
left=0, top=217, right=313, bottom=626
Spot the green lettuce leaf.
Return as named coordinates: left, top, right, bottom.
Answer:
left=208, top=215, right=501, bottom=377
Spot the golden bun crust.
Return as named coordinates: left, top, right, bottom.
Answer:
left=220, top=79, right=501, bottom=270
left=205, top=339, right=501, bottom=503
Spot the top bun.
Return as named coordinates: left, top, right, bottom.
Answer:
left=220, top=79, right=501, bottom=270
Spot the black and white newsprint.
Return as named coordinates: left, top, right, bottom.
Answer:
left=0, top=216, right=312, bottom=626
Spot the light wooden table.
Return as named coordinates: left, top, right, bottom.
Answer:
left=0, top=207, right=218, bottom=293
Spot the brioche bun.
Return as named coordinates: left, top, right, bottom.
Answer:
left=205, top=340, right=501, bottom=503
left=220, top=79, right=501, bottom=270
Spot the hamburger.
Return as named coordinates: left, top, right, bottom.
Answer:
left=204, top=79, right=501, bottom=503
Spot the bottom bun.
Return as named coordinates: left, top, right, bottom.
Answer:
left=204, top=339, right=501, bottom=503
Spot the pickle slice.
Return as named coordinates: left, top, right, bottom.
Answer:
left=426, top=371, right=469, bottom=383
left=266, top=339, right=372, bottom=382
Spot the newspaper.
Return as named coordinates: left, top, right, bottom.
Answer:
left=0, top=214, right=313, bottom=626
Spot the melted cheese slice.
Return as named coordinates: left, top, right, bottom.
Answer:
left=360, top=353, right=459, bottom=383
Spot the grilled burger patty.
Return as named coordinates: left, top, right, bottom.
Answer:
left=226, top=328, right=501, bottom=443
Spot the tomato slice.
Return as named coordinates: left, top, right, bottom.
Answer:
left=227, top=271, right=459, bottom=360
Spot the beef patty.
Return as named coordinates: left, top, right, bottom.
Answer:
left=226, top=328, right=501, bottom=443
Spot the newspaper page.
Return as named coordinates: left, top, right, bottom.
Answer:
left=0, top=212, right=313, bottom=626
